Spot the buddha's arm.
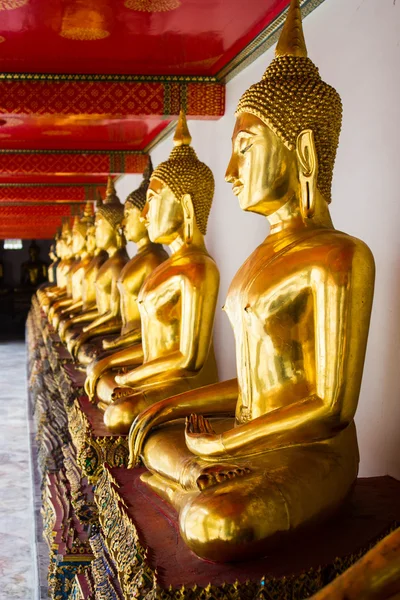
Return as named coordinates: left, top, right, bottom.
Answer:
left=102, top=326, right=141, bottom=350
left=185, top=251, right=375, bottom=459
left=82, top=275, right=121, bottom=333
left=128, top=379, right=238, bottom=467
left=67, top=308, right=99, bottom=325
left=62, top=299, right=83, bottom=316
left=85, top=344, right=144, bottom=399
left=116, top=271, right=219, bottom=387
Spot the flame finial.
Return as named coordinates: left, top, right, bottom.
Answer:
left=173, top=110, right=192, bottom=147
left=275, top=0, right=307, bottom=58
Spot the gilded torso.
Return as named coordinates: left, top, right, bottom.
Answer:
left=224, top=228, right=374, bottom=425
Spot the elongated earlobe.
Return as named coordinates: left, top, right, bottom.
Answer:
left=182, top=193, right=195, bottom=244
left=296, top=129, right=318, bottom=220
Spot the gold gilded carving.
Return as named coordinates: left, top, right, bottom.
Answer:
left=127, top=0, right=375, bottom=563
left=66, top=398, right=129, bottom=483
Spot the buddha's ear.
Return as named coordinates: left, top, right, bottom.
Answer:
left=182, top=193, right=194, bottom=244
left=296, top=129, right=318, bottom=219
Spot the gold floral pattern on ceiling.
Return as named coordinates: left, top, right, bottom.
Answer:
left=0, top=0, right=28, bottom=10
left=124, top=0, right=180, bottom=12
left=60, top=0, right=110, bottom=41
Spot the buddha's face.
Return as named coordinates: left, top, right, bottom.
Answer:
left=63, top=234, right=73, bottom=259
left=86, top=226, right=96, bottom=255
left=72, top=230, right=85, bottom=255
left=95, top=214, right=115, bottom=250
left=225, top=113, right=297, bottom=216
left=143, top=178, right=184, bottom=244
left=122, top=205, right=147, bottom=244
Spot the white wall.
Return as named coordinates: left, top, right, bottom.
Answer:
left=115, top=0, right=400, bottom=479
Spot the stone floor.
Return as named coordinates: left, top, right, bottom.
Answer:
left=0, top=338, right=37, bottom=599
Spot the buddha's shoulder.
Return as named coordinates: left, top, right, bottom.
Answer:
left=301, top=230, right=374, bottom=268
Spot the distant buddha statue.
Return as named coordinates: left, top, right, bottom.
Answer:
left=38, top=221, right=75, bottom=314
left=67, top=178, right=129, bottom=366
left=127, top=0, right=375, bottom=563
left=21, top=240, right=48, bottom=287
left=58, top=201, right=108, bottom=342
left=49, top=202, right=95, bottom=330
left=84, top=159, right=169, bottom=405
left=92, top=112, right=220, bottom=435
left=47, top=241, right=59, bottom=285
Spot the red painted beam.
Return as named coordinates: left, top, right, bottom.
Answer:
left=0, top=151, right=148, bottom=176
left=0, top=184, right=105, bottom=203
left=0, top=79, right=224, bottom=118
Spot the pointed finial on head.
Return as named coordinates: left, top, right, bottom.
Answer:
left=173, top=109, right=192, bottom=147
left=83, top=200, right=94, bottom=218
left=96, top=190, right=103, bottom=209
left=275, top=0, right=307, bottom=58
left=104, top=176, right=120, bottom=205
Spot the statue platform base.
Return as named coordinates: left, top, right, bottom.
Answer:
left=67, top=394, right=129, bottom=483
left=90, top=465, right=400, bottom=599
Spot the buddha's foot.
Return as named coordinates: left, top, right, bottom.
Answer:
left=195, top=463, right=251, bottom=491
left=111, top=384, right=133, bottom=401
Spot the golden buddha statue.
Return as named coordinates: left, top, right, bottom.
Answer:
left=58, top=216, right=108, bottom=342
left=47, top=241, right=59, bottom=285
left=126, top=0, right=376, bottom=563
left=38, top=221, right=75, bottom=314
left=89, top=112, right=220, bottom=435
left=67, top=178, right=129, bottom=366
left=49, top=202, right=95, bottom=330
left=84, top=159, right=169, bottom=403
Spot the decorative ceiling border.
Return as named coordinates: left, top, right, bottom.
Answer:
left=217, top=0, right=327, bottom=82
left=0, top=73, right=218, bottom=83
left=0, top=149, right=144, bottom=155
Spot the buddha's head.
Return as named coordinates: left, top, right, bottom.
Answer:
left=226, top=0, right=342, bottom=220
left=123, top=158, right=152, bottom=244
left=95, top=178, right=125, bottom=251
left=55, top=229, right=62, bottom=259
left=61, top=220, right=73, bottom=259
left=143, top=111, right=215, bottom=245
left=72, top=202, right=94, bottom=255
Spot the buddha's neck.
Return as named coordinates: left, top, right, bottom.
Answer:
left=169, top=227, right=206, bottom=256
left=135, top=235, right=152, bottom=253
left=107, top=243, right=120, bottom=258
left=267, top=191, right=333, bottom=238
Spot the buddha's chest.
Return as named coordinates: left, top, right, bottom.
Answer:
left=139, top=275, right=182, bottom=326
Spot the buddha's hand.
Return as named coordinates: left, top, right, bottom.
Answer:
left=102, top=338, right=114, bottom=350
left=185, top=414, right=226, bottom=458
left=85, top=356, right=108, bottom=400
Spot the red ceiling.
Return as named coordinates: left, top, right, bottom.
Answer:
left=0, top=0, right=288, bottom=76
left=0, top=115, right=171, bottom=151
left=0, top=0, right=294, bottom=238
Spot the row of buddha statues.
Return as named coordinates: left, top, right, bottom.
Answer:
left=37, top=0, right=375, bottom=564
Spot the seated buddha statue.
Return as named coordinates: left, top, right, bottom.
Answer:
left=47, top=242, right=59, bottom=285
left=126, top=0, right=376, bottom=563
left=38, top=221, right=75, bottom=314
left=84, top=158, right=169, bottom=405
left=49, top=202, right=95, bottom=330
left=58, top=213, right=108, bottom=342
left=67, top=178, right=129, bottom=366
left=92, top=112, right=220, bottom=435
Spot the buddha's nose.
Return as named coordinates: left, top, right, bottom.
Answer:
left=225, top=155, right=238, bottom=183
